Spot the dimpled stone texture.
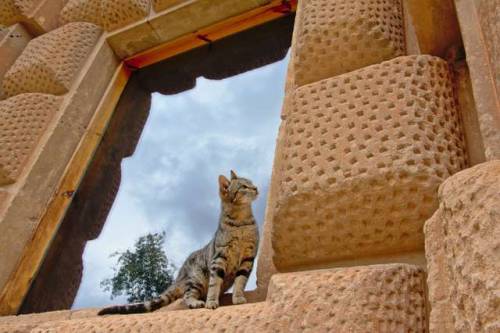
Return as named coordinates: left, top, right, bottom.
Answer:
left=4, top=264, right=425, bottom=332
left=292, top=0, right=405, bottom=87
left=0, top=0, right=38, bottom=26
left=60, top=0, right=150, bottom=31
left=425, top=161, right=500, bottom=332
left=153, top=0, right=186, bottom=12
left=272, top=55, right=467, bottom=269
left=0, top=93, right=62, bottom=185
left=2, top=22, right=102, bottom=97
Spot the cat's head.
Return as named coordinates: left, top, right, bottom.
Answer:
left=218, top=170, right=258, bottom=204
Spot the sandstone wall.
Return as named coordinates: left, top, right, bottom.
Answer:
left=0, top=0, right=497, bottom=331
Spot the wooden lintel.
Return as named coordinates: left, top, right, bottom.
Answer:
left=125, top=0, right=297, bottom=69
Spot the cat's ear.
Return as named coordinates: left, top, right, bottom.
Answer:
left=218, top=175, right=230, bottom=196
left=230, top=170, right=238, bottom=180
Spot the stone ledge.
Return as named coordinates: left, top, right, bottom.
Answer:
left=0, top=264, right=426, bottom=332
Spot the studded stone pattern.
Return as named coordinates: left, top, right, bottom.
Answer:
left=2, top=22, right=102, bottom=97
left=425, top=161, right=500, bottom=332
left=0, top=264, right=426, bottom=332
left=0, top=93, right=62, bottom=185
left=60, top=0, right=150, bottom=31
left=153, top=0, right=185, bottom=12
left=0, top=0, right=38, bottom=27
left=271, top=55, right=467, bottom=269
left=292, top=0, right=405, bottom=87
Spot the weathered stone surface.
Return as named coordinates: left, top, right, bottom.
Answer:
left=0, top=0, right=38, bottom=27
left=0, top=0, right=67, bottom=35
left=0, top=24, right=32, bottom=99
left=0, top=94, right=62, bottom=185
left=60, top=0, right=151, bottom=32
left=474, top=0, right=499, bottom=95
left=271, top=55, right=467, bottom=270
left=0, top=264, right=426, bottom=332
left=454, top=62, right=486, bottom=165
left=108, top=0, right=271, bottom=58
left=292, top=0, right=405, bottom=87
left=2, top=22, right=102, bottom=97
left=0, top=39, right=119, bottom=299
left=152, top=0, right=186, bottom=13
left=0, top=191, right=10, bottom=219
left=455, top=0, right=500, bottom=160
left=403, top=0, right=462, bottom=57
left=425, top=161, right=500, bottom=332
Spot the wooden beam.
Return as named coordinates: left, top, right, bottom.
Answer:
left=0, top=65, right=131, bottom=316
left=125, top=0, right=297, bottom=69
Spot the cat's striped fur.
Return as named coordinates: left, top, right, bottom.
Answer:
left=98, top=171, right=259, bottom=314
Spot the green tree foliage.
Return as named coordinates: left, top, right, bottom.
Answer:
left=100, top=232, right=175, bottom=303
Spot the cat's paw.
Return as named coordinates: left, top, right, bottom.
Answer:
left=205, top=300, right=219, bottom=310
left=187, top=300, right=205, bottom=309
left=232, top=295, right=247, bottom=305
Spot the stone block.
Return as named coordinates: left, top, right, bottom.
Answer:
left=149, top=0, right=270, bottom=44
left=271, top=55, right=467, bottom=270
left=2, top=22, right=102, bottom=98
left=0, top=0, right=38, bottom=27
left=292, top=0, right=405, bottom=87
left=108, top=0, right=270, bottom=58
left=152, top=0, right=187, bottom=13
left=60, top=0, right=151, bottom=32
left=0, top=93, right=62, bottom=185
left=0, top=24, right=32, bottom=99
left=0, top=0, right=67, bottom=35
left=425, top=161, right=500, bottom=332
left=0, top=264, right=426, bottom=332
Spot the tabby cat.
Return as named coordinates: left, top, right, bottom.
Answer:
left=98, top=170, right=259, bottom=314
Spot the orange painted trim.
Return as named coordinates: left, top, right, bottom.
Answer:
left=0, top=65, right=131, bottom=316
left=125, top=0, right=297, bottom=69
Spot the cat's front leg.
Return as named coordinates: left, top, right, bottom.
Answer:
left=205, top=255, right=227, bottom=309
left=232, top=257, right=254, bottom=305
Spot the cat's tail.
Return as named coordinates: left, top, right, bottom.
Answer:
left=97, top=284, right=183, bottom=315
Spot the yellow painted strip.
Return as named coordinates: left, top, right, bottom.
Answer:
left=0, top=65, right=131, bottom=315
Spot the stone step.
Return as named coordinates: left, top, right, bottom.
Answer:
left=0, top=264, right=426, bottom=332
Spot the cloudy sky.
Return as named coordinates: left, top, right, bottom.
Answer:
left=72, top=53, right=289, bottom=309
